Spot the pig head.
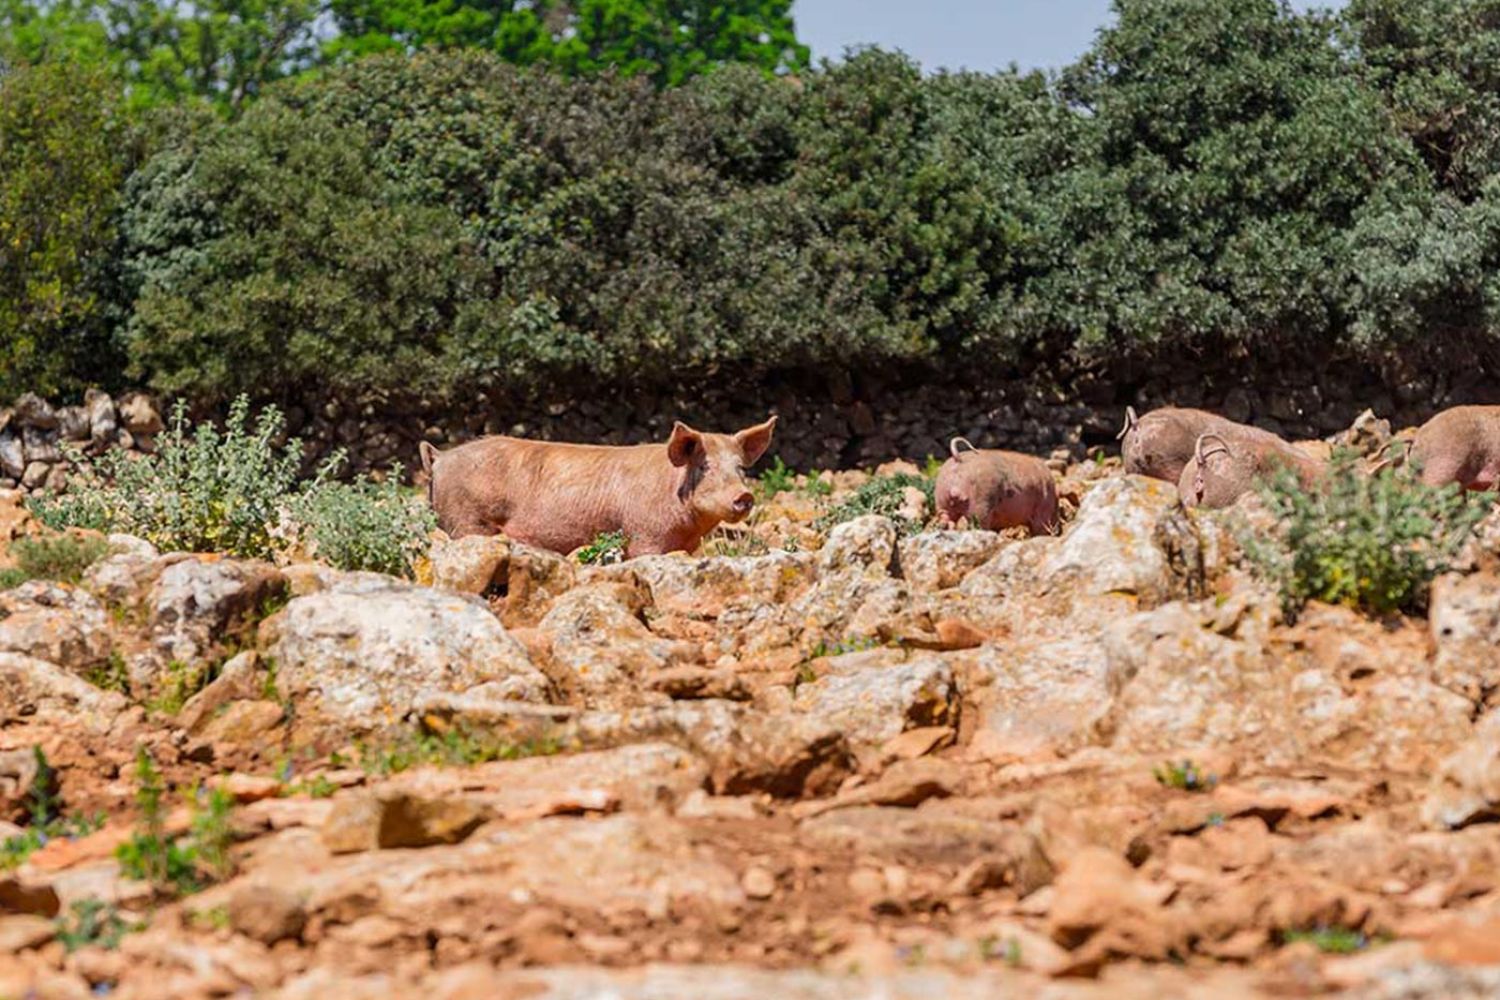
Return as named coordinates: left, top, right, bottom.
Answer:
left=421, top=416, right=777, bottom=558
left=1178, top=432, right=1324, bottom=509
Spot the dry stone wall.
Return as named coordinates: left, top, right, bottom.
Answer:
left=4, top=354, right=1493, bottom=492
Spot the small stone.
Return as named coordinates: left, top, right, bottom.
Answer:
left=118, top=393, right=164, bottom=436
left=228, top=883, right=306, bottom=944
left=741, top=866, right=776, bottom=900
left=321, top=792, right=491, bottom=853
left=212, top=773, right=283, bottom=803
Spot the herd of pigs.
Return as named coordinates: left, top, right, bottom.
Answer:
left=420, top=404, right=1500, bottom=557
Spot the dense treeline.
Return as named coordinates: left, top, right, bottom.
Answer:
left=3, top=0, right=1500, bottom=405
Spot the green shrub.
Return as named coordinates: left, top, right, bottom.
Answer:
left=356, top=726, right=565, bottom=776
left=0, top=60, right=134, bottom=398
left=29, top=396, right=433, bottom=576
left=1153, top=759, right=1217, bottom=792
left=283, top=469, right=435, bottom=578
left=30, top=396, right=322, bottom=559
left=0, top=748, right=106, bottom=870
left=3, top=534, right=112, bottom=587
left=1239, top=449, right=1492, bottom=619
left=1280, top=925, right=1376, bottom=954
left=575, top=531, right=628, bottom=565
left=815, top=473, right=937, bottom=536
left=55, top=899, right=137, bottom=953
left=115, top=747, right=235, bottom=896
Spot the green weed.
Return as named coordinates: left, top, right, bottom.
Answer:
left=1153, top=760, right=1217, bottom=792
left=576, top=530, right=628, bottom=565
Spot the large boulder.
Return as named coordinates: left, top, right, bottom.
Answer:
left=959, top=634, right=1112, bottom=762
left=791, top=649, right=955, bottom=758
left=1430, top=572, right=1500, bottom=706
left=1101, top=601, right=1472, bottom=771
left=151, top=556, right=287, bottom=665
left=261, top=576, right=550, bottom=741
left=0, top=582, right=112, bottom=674
left=0, top=653, right=128, bottom=733
left=1041, top=475, right=1218, bottom=607
left=1424, top=711, right=1500, bottom=830
left=590, top=550, right=817, bottom=619
left=537, top=582, right=694, bottom=702
left=897, top=530, right=1007, bottom=592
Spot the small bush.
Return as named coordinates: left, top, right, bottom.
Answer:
left=815, top=473, right=936, bottom=536
left=755, top=456, right=798, bottom=502
left=576, top=531, right=628, bottom=565
left=31, top=396, right=323, bottom=559
left=1153, top=760, right=1217, bottom=792
left=56, top=899, right=137, bottom=954
left=2, top=533, right=111, bottom=587
left=1280, top=926, right=1376, bottom=954
left=1239, top=450, right=1492, bottom=619
left=356, top=726, right=565, bottom=777
left=31, top=397, right=435, bottom=577
left=114, top=747, right=234, bottom=896
left=282, top=468, right=435, bottom=578
left=0, top=748, right=105, bottom=870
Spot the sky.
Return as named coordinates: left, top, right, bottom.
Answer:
left=793, top=0, right=1348, bottom=75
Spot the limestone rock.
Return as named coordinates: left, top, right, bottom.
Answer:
left=263, top=577, right=550, bottom=739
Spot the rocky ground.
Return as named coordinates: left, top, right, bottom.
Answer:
left=3, top=437, right=1500, bottom=999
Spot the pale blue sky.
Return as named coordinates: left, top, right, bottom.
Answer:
left=793, top=0, right=1348, bottom=74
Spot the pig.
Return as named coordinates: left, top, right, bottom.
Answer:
left=419, top=417, right=777, bottom=558
left=933, top=438, right=1059, bottom=535
left=1117, top=405, right=1285, bottom=485
left=1405, top=406, right=1500, bottom=491
left=1177, top=431, right=1325, bottom=509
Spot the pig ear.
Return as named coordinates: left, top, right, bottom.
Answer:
left=735, top=416, right=777, bottom=466
left=667, top=421, right=705, bottom=467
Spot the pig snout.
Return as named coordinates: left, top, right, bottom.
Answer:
left=939, top=491, right=970, bottom=522
left=731, top=491, right=755, bottom=517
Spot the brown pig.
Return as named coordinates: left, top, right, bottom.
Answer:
left=420, top=417, right=777, bottom=558
left=1177, top=431, right=1325, bottom=509
left=1118, top=406, right=1285, bottom=485
left=934, top=438, right=1059, bottom=535
left=1405, top=406, right=1500, bottom=491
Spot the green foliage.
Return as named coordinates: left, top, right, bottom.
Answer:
left=30, top=396, right=319, bottom=558
left=115, top=747, right=236, bottom=895
left=0, top=59, right=132, bottom=397
left=327, top=0, right=808, bottom=86
left=0, top=748, right=105, bottom=870
left=814, top=472, right=937, bottom=536
left=809, top=636, right=881, bottom=658
left=283, top=469, right=435, bottom=578
left=1153, top=759, right=1217, bottom=792
left=146, top=659, right=212, bottom=716
left=576, top=530, right=629, bottom=565
left=4, top=533, right=110, bottom=585
left=29, top=397, right=431, bottom=576
left=755, top=456, right=797, bottom=501
left=356, top=726, right=565, bottom=777
left=1280, top=925, right=1376, bottom=954
left=1239, top=450, right=1492, bottom=619
left=55, top=898, right=136, bottom=953
left=18, top=3, right=1500, bottom=403
left=84, top=651, right=130, bottom=694
left=284, top=774, right=336, bottom=799
left=1, top=0, right=323, bottom=113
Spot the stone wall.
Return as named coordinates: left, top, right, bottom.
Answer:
left=5, top=354, right=1496, bottom=492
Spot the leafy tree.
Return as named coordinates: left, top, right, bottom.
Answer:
left=1, top=0, right=322, bottom=112
left=325, top=0, right=808, bottom=85
left=0, top=59, right=132, bottom=396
